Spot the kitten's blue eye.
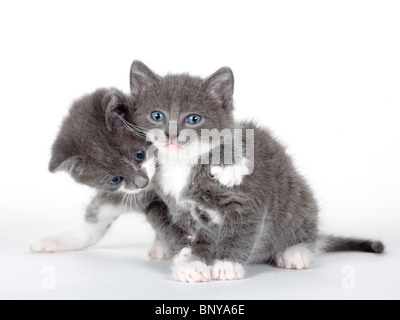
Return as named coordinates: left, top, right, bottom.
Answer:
left=109, top=176, right=124, bottom=186
left=151, top=111, right=166, bottom=122
left=186, top=114, right=202, bottom=125
left=135, top=150, right=145, bottom=162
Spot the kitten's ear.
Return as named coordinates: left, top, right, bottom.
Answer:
left=104, top=92, right=129, bottom=132
left=130, top=60, right=159, bottom=95
left=49, top=155, right=83, bottom=174
left=205, top=67, right=234, bottom=111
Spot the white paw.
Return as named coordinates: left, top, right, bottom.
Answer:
left=210, top=166, right=224, bottom=179
left=173, top=260, right=212, bottom=283
left=174, top=247, right=193, bottom=262
left=172, top=248, right=210, bottom=283
left=276, top=244, right=313, bottom=270
left=211, top=161, right=250, bottom=188
left=148, top=240, right=170, bottom=261
left=212, top=260, right=245, bottom=281
left=30, top=237, right=62, bottom=253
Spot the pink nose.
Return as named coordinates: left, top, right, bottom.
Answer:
left=166, top=143, right=181, bottom=150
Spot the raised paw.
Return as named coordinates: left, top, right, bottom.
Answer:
left=30, top=237, right=61, bottom=253
left=148, top=240, right=170, bottom=261
left=173, top=260, right=212, bottom=283
left=210, top=166, right=224, bottom=179
left=212, top=260, right=245, bottom=281
left=210, top=162, right=250, bottom=188
left=276, top=244, right=313, bottom=270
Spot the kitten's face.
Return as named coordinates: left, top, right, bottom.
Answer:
left=50, top=88, right=156, bottom=194
left=130, top=61, right=235, bottom=162
left=67, top=138, right=155, bottom=194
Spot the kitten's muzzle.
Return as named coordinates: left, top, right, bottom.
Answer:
left=133, top=175, right=149, bottom=189
left=166, top=142, right=183, bottom=150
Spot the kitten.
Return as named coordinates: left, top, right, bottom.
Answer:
left=30, top=88, right=174, bottom=257
left=130, top=61, right=385, bottom=283
left=31, top=87, right=237, bottom=261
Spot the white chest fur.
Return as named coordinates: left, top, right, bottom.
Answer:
left=158, top=163, right=192, bottom=200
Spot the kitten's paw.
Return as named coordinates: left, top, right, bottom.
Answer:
left=30, top=237, right=61, bottom=253
left=210, top=166, right=224, bottom=179
left=212, top=260, right=245, bottom=281
left=172, top=248, right=210, bottom=283
left=148, top=240, right=169, bottom=261
left=173, top=247, right=193, bottom=262
left=178, top=247, right=193, bottom=260
left=276, top=244, right=313, bottom=270
left=173, top=260, right=212, bottom=283
left=211, top=162, right=250, bottom=188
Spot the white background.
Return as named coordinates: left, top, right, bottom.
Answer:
left=0, top=0, right=399, bottom=300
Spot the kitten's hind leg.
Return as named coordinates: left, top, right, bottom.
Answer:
left=275, top=243, right=314, bottom=270
left=31, top=197, right=127, bottom=253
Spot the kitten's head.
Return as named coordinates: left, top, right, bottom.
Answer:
left=130, top=61, right=235, bottom=161
left=49, top=88, right=155, bottom=194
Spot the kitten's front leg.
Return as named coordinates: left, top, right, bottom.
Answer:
left=145, top=202, right=213, bottom=283
left=172, top=227, right=216, bottom=283
left=212, top=209, right=262, bottom=281
left=30, top=195, right=126, bottom=253
left=144, top=200, right=211, bottom=282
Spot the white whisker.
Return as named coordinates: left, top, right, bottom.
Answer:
left=118, top=115, right=149, bottom=139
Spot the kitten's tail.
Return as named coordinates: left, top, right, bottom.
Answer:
left=317, top=235, right=385, bottom=254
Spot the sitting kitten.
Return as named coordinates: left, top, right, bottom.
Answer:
left=129, top=61, right=385, bottom=283
left=31, top=88, right=237, bottom=261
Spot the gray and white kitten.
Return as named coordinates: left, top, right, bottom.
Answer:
left=130, top=61, right=384, bottom=283
left=30, top=88, right=173, bottom=258
left=31, top=88, right=235, bottom=260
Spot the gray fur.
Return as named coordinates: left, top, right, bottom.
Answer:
left=49, top=87, right=150, bottom=190
left=130, top=61, right=384, bottom=267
